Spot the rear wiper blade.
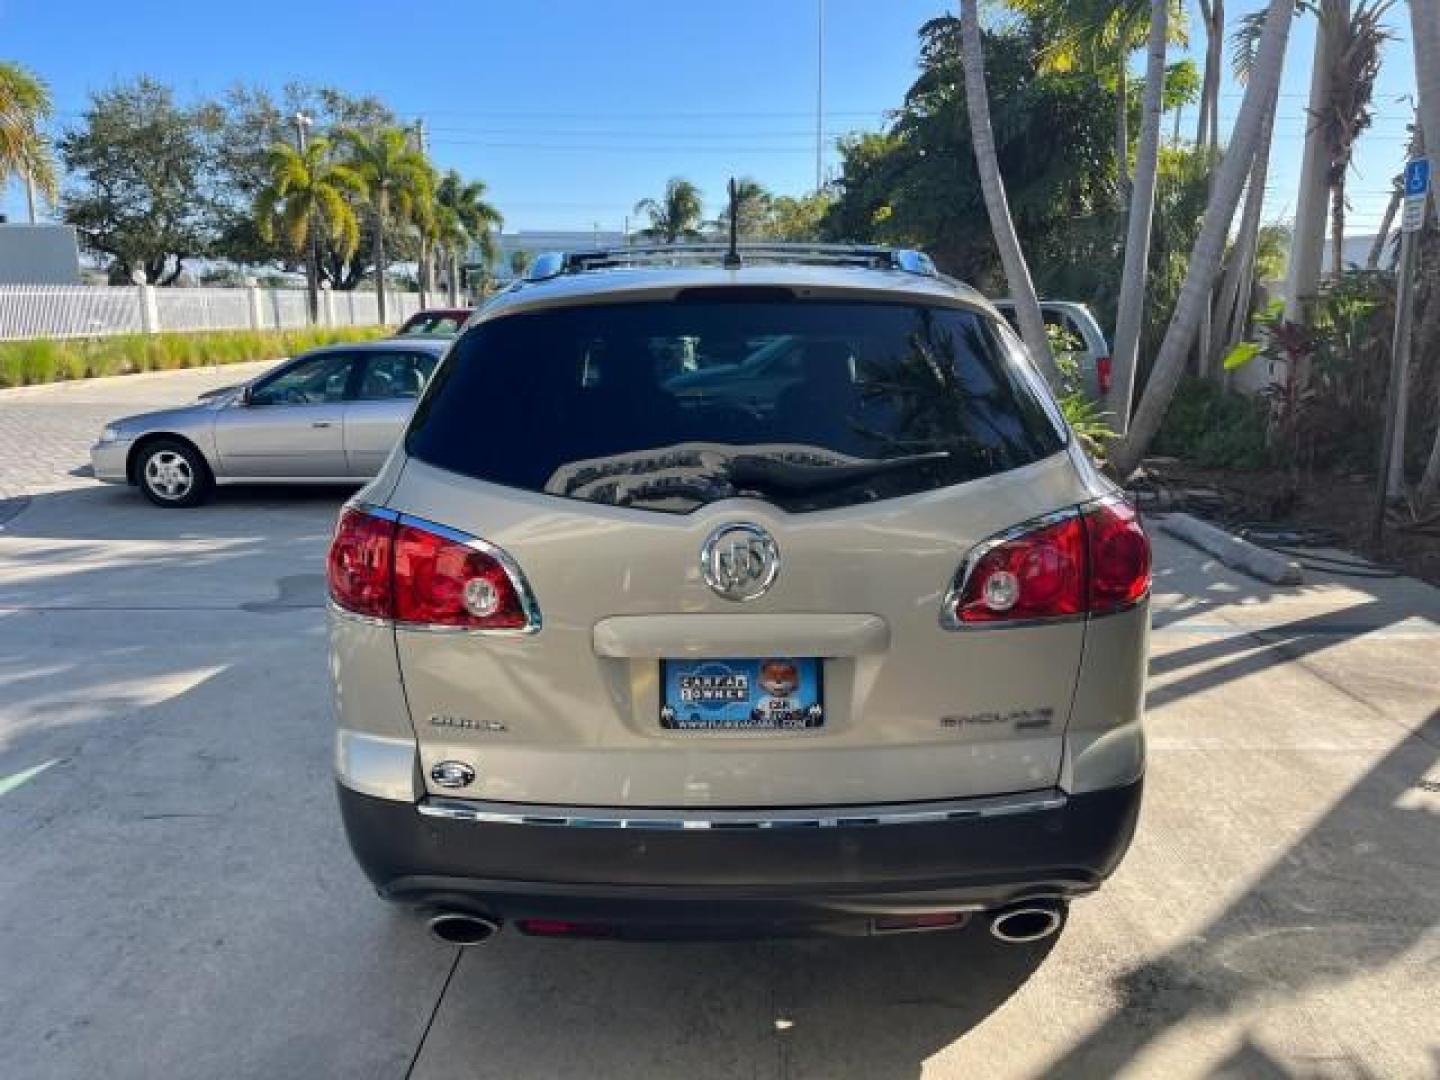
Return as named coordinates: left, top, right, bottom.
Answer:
left=725, top=451, right=951, bottom=495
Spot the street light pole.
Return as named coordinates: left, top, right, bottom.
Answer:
left=815, top=0, right=825, bottom=191
left=293, top=112, right=319, bottom=325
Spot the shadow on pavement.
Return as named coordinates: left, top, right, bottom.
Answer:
left=412, top=923, right=1058, bottom=1080
left=1036, top=708, right=1439, bottom=1078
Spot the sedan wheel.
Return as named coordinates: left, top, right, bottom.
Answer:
left=137, top=440, right=213, bottom=508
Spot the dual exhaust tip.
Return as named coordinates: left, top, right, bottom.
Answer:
left=987, top=900, right=1065, bottom=944
left=426, top=900, right=1064, bottom=946
left=427, top=911, right=501, bottom=946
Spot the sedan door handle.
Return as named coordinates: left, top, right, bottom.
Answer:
left=312, top=421, right=334, bottom=429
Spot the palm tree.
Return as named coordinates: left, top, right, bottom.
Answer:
left=0, top=62, right=58, bottom=223
left=1317, top=0, right=1395, bottom=276
left=1208, top=8, right=1285, bottom=372
left=1195, top=0, right=1225, bottom=149
left=254, top=137, right=365, bottom=322
left=340, top=126, right=433, bottom=323
left=437, top=170, right=502, bottom=303
left=1410, top=0, right=1440, bottom=510
left=633, top=178, right=704, bottom=243
left=1009, top=0, right=1187, bottom=196
left=712, top=177, right=771, bottom=238
left=958, top=0, right=1056, bottom=381
left=1108, top=0, right=1172, bottom=431
left=1110, top=0, right=1297, bottom=477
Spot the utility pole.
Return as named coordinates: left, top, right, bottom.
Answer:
left=815, top=0, right=825, bottom=191
left=293, top=111, right=318, bottom=325
left=1373, top=155, right=1429, bottom=541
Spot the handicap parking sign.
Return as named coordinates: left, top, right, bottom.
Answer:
left=1404, top=157, right=1430, bottom=197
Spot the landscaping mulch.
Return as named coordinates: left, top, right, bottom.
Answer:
left=1134, top=459, right=1440, bottom=590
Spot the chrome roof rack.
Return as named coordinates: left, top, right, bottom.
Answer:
left=523, top=243, right=937, bottom=282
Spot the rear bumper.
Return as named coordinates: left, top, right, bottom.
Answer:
left=337, top=778, right=1142, bottom=932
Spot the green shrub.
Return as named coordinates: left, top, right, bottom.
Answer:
left=0, top=325, right=389, bottom=389
left=1153, top=377, right=1271, bottom=469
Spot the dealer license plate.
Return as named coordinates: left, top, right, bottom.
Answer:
left=660, top=658, right=824, bottom=731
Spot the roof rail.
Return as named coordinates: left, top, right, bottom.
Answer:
left=522, top=243, right=937, bottom=282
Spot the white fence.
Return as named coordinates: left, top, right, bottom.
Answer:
left=0, top=284, right=425, bottom=342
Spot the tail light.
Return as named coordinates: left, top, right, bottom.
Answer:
left=1096, top=356, right=1113, bottom=395
left=943, top=497, right=1149, bottom=628
left=327, top=505, right=539, bottom=633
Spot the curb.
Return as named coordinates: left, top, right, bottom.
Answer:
left=1158, top=512, right=1304, bottom=586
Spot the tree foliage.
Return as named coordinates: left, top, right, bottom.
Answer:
left=59, top=77, right=222, bottom=284
left=825, top=17, right=1118, bottom=295
left=254, top=137, right=365, bottom=261
left=0, top=61, right=59, bottom=212
left=52, top=76, right=500, bottom=290
left=634, top=177, right=704, bottom=243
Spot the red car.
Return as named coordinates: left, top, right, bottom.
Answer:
left=395, top=308, right=471, bottom=338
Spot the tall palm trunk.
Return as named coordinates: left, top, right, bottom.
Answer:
left=1213, top=95, right=1279, bottom=371
left=1329, top=170, right=1348, bottom=277
left=418, top=236, right=430, bottom=308
left=1108, top=0, right=1170, bottom=433
left=1115, top=61, right=1131, bottom=198
left=1285, top=16, right=1334, bottom=330
left=1410, top=0, right=1440, bottom=509
left=1195, top=0, right=1224, bottom=149
left=958, top=0, right=1056, bottom=381
left=373, top=189, right=389, bottom=324
left=447, top=247, right=461, bottom=305
left=1110, top=0, right=1296, bottom=478
left=1366, top=186, right=1400, bottom=269
left=1413, top=0, right=1440, bottom=159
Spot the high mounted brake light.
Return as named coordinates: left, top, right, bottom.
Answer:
left=327, top=506, right=540, bottom=633
left=942, top=497, right=1149, bottom=628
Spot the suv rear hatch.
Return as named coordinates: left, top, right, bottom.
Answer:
left=380, top=290, right=1101, bottom=807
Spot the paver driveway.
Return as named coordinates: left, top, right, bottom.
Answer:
left=1, top=368, right=1437, bottom=1079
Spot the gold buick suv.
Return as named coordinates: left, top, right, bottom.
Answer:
left=326, top=244, right=1149, bottom=945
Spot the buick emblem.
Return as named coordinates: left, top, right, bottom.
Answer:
left=701, top=523, right=780, bottom=601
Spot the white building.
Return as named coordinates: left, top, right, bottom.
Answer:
left=0, top=223, right=82, bottom=285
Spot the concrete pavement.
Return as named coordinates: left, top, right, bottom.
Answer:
left=0, top=369, right=1436, bottom=1078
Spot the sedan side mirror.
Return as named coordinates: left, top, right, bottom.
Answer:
left=238, top=385, right=255, bottom=407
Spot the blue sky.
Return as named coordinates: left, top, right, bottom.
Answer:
left=0, top=0, right=1418, bottom=239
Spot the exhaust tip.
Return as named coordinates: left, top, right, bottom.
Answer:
left=427, top=912, right=501, bottom=946
left=989, top=902, right=1064, bottom=944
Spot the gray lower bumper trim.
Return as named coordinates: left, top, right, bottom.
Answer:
left=418, top=790, right=1067, bottom=831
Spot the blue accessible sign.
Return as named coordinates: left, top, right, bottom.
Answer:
left=1404, top=157, right=1430, bottom=197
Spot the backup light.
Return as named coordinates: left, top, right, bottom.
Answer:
left=326, top=506, right=538, bottom=633
left=944, top=497, right=1149, bottom=627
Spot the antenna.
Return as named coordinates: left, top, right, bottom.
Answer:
left=724, top=177, right=741, bottom=268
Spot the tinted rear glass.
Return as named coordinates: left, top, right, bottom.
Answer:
left=406, top=298, right=1064, bottom=513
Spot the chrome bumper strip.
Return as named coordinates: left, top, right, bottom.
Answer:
left=417, top=790, right=1067, bottom=831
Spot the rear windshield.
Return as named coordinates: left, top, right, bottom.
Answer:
left=406, top=298, right=1064, bottom=514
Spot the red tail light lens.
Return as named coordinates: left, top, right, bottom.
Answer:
left=950, top=515, right=1087, bottom=624
left=393, top=522, right=529, bottom=630
left=945, top=497, right=1149, bottom=627
left=1085, top=498, right=1150, bottom=612
left=1096, top=356, right=1113, bottom=394
left=327, top=506, right=394, bottom=619
left=326, top=506, right=537, bottom=632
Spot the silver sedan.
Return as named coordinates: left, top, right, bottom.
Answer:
left=91, top=339, right=449, bottom=507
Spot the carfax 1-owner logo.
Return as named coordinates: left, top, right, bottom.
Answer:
left=661, top=658, right=824, bottom=730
